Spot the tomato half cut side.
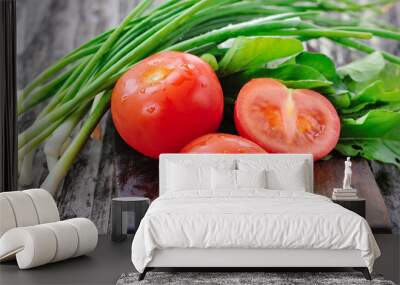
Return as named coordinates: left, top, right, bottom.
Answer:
left=180, top=133, right=266, bottom=154
left=234, top=78, right=340, bottom=160
left=111, top=51, right=224, bottom=158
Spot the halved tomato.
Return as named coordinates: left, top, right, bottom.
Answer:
left=181, top=133, right=266, bottom=154
left=234, top=78, right=340, bottom=160
left=111, top=51, right=224, bottom=158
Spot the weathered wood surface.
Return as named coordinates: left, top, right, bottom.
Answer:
left=314, top=157, right=392, bottom=233
left=16, top=0, right=400, bottom=234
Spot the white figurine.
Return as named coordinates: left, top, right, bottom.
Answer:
left=343, top=157, right=352, bottom=190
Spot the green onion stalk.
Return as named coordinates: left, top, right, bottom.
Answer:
left=43, top=101, right=91, bottom=171
left=298, top=21, right=400, bottom=64
left=41, top=91, right=112, bottom=195
left=16, top=0, right=400, bottom=195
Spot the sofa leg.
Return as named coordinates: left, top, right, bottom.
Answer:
left=354, top=267, right=371, bottom=280
left=138, top=268, right=148, bottom=281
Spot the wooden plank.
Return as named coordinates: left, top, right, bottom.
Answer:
left=56, top=120, right=105, bottom=220
left=90, top=113, right=115, bottom=234
left=113, top=131, right=159, bottom=201
left=315, top=157, right=392, bottom=233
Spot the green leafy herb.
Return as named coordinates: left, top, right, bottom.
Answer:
left=242, top=64, right=333, bottom=89
left=339, top=58, right=400, bottom=116
left=337, top=110, right=400, bottom=167
left=295, top=52, right=339, bottom=82
left=218, top=36, right=304, bottom=76
left=337, top=51, right=386, bottom=82
left=352, top=81, right=400, bottom=105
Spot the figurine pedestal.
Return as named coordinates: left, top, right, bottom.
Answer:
left=333, top=187, right=358, bottom=192
left=332, top=188, right=358, bottom=200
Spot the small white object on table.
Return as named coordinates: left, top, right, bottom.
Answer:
left=332, top=157, right=359, bottom=200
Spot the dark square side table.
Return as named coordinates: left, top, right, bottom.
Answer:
left=332, top=198, right=366, bottom=218
left=111, top=197, right=150, bottom=242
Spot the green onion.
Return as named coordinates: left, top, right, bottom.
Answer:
left=18, top=63, right=78, bottom=115
left=334, top=26, right=400, bottom=41
left=41, top=91, right=112, bottom=195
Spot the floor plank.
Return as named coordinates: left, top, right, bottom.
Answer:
left=0, top=235, right=398, bottom=285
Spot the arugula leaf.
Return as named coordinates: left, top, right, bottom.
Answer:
left=352, top=80, right=400, bottom=105
left=218, top=37, right=303, bottom=76
left=347, top=62, right=400, bottom=93
left=341, top=81, right=400, bottom=115
left=294, top=52, right=351, bottom=108
left=337, top=110, right=400, bottom=168
left=223, top=64, right=333, bottom=91
left=326, top=92, right=352, bottom=110
left=295, top=52, right=339, bottom=82
left=337, top=52, right=386, bottom=82
left=377, top=63, right=400, bottom=91
left=340, top=61, right=400, bottom=115
left=255, top=64, right=333, bottom=89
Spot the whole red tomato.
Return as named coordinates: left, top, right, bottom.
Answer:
left=111, top=51, right=224, bottom=158
left=181, top=133, right=266, bottom=154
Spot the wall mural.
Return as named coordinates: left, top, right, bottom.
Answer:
left=16, top=0, right=400, bottom=235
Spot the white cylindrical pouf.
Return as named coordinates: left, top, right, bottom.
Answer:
left=0, top=218, right=98, bottom=269
left=0, top=226, right=57, bottom=269
left=65, top=218, right=98, bottom=257
left=0, top=196, right=17, bottom=237
left=23, top=189, right=60, bottom=224
left=0, top=192, right=39, bottom=227
left=42, top=221, right=79, bottom=262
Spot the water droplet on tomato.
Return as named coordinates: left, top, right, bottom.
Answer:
left=143, top=103, right=160, bottom=115
left=121, top=95, right=129, bottom=102
left=179, top=63, right=194, bottom=74
left=199, top=76, right=208, bottom=88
